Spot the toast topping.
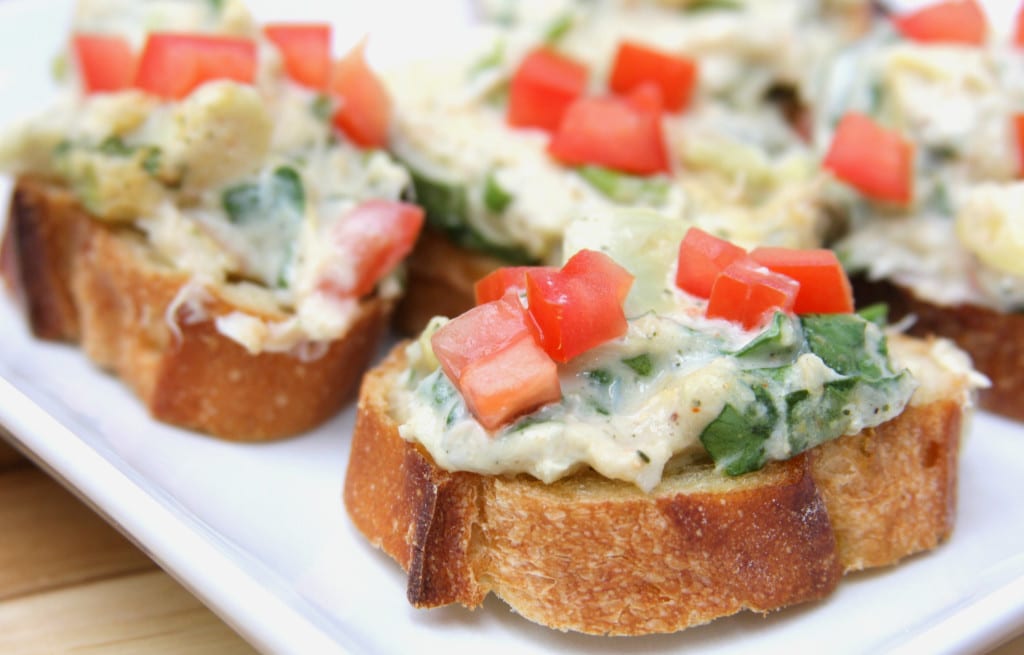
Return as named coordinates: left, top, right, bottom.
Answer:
left=395, top=215, right=920, bottom=491
left=0, top=0, right=419, bottom=354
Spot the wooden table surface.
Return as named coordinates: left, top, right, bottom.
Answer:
left=0, top=432, right=1021, bottom=655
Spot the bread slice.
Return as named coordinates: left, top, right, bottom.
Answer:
left=343, top=338, right=969, bottom=635
left=2, top=176, right=392, bottom=441
left=853, top=276, right=1022, bottom=421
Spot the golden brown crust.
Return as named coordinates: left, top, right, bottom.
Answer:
left=392, top=227, right=507, bottom=336
left=2, top=176, right=392, bottom=441
left=854, top=276, right=1024, bottom=421
left=343, top=343, right=966, bottom=635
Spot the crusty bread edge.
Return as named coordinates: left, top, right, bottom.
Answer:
left=2, top=176, right=394, bottom=441
left=343, top=342, right=965, bottom=635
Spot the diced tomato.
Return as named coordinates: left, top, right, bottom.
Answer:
left=264, top=23, right=331, bottom=89
left=609, top=40, right=698, bottom=112
left=622, top=82, right=664, bottom=115
left=892, top=0, right=987, bottom=45
left=750, top=247, right=853, bottom=314
left=474, top=266, right=557, bottom=305
left=822, top=112, right=914, bottom=205
left=548, top=94, right=669, bottom=175
left=459, top=335, right=561, bottom=430
left=1015, top=114, right=1024, bottom=177
left=134, top=34, right=256, bottom=99
left=432, top=292, right=532, bottom=383
left=561, top=248, right=634, bottom=304
left=73, top=34, right=135, bottom=94
left=432, top=292, right=560, bottom=430
left=329, top=41, right=392, bottom=148
left=320, top=200, right=424, bottom=298
left=1016, top=4, right=1024, bottom=47
left=525, top=250, right=633, bottom=363
left=705, top=258, right=799, bottom=330
left=507, top=48, right=589, bottom=132
left=675, top=227, right=748, bottom=299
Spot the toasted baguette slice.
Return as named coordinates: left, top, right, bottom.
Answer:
left=343, top=339, right=969, bottom=636
left=2, top=176, right=392, bottom=441
left=853, top=276, right=1023, bottom=421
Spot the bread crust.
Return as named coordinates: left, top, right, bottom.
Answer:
left=343, top=343, right=965, bottom=635
left=853, top=276, right=1024, bottom=421
left=392, top=227, right=506, bottom=336
left=2, top=176, right=392, bottom=440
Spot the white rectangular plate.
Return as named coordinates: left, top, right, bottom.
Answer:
left=1, top=2, right=1023, bottom=654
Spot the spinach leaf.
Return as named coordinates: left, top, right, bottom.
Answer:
left=577, top=166, right=669, bottom=204
left=700, top=384, right=777, bottom=476
left=856, top=303, right=888, bottom=327
left=684, top=0, right=741, bottom=12
left=222, top=166, right=305, bottom=225
left=98, top=136, right=133, bottom=157
left=407, top=167, right=537, bottom=264
left=623, top=353, right=653, bottom=377
left=483, top=171, right=514, bottom=213
left=734, top=312, right=801, bottom=363
left=800, top=313, right=888, bottom=379
left=543, top=13, right=575, bottom=44
left=310, top=94, right=333, bottom=121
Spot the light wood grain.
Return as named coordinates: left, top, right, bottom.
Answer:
left=0, top=466, right=155, bottom=600
left=0, top=570, right=257, bottom=654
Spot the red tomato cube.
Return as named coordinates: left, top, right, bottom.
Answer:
left=320, top=200, right=424, bottom=298
left=525, top=251, right=632, bottom=363
left=893, top=0, right=987, bottom=45
left=705, top=258, right=799, bottom=330
left=675, top=227, right=748, bottom=299
left=609, top=40, right=698, bottom=112
left=431, top=292, right=535, bottom=384
left=135, top=33, right=256, bottom=99
left=548, top=94, right=669, bottom=175
left=561, top=248, right=634, bottom=304
left=750, top=247, right=853, bottom=314
left=264, top=23, right=331, bottom=90
left=432, top=293, right=560, bottom=429
left=474, top=266, right=558, bottom=305
left=507, top=48, right=588, bottom=132
left=330, top=41, right=392, bottom=148
left=73, top=34, right=135, bottom=94
left=822, top=112, right=914, bottom=205
left=458, top=336, right=561, bottom=430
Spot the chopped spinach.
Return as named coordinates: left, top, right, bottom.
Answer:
left=702, top=313, right=914, bottom=476
left=543, top=13, right=575, bottom=44
left=310, top=94, right=333, bottom=121
left=406, top=166, right=537, bottom=264
left=577, top=166, right=669, bottom=205
left=734, top=312, right=801, bottom=363
left=623, top=354, right=653, bottom=377
left=856, top=303, right=889, bottom=327
left=700, top=384, right=777, bottom=476
left=141, top=147, right=163, bottom=177
left=483, top=171, right=514, bottom=213
left=684, top=0, right=741, bottom=12
left=469, top=40, right=505, bottom=77
left=222, top=166, right=305, bottom=225
left=98, top=136, right=134, bottom=157
left=584, top=369, right=614, bottom=386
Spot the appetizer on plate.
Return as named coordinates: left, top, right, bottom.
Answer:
left=344, top=209, right=983, bottom=635
left=816, top=0, right=1024, bottom=419
left=0, top=0, right=423, bottom=440
left=385, top=0, right=872, bottom=332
